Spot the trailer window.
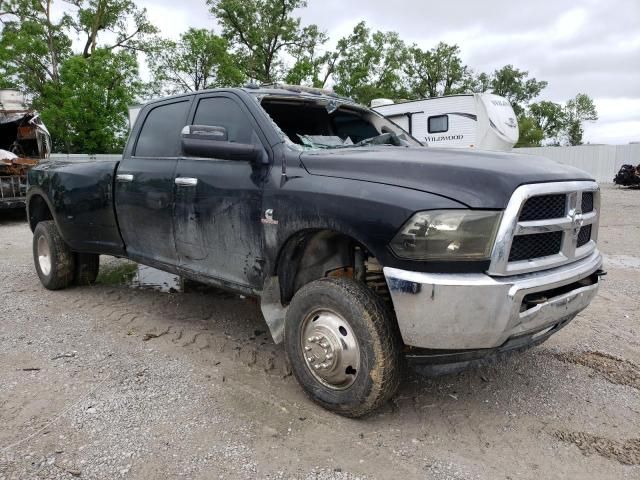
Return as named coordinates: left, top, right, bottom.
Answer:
left=428, top=115, right=448, bottom=134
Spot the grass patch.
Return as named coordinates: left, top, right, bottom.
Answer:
left=96, top=261, right=137, bottom=285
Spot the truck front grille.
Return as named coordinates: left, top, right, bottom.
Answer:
left=577, top=225, right=592, bottom=247
left=581, top=192, right=594, bottom=213
left=508, top=232, right=563, bottom=262
left=488, top=181, right=600, bottom=276
left=519, top=194, right=566, bottom=221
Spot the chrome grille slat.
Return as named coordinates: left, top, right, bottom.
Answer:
left=488, top=181, right=600, bottom=276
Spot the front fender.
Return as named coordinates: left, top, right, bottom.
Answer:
left=261, top=164, right=469, bottom=279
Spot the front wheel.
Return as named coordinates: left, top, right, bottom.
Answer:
left=33, top=220, right=75, bottom=290
left=284, top=278, right=402, bottom=417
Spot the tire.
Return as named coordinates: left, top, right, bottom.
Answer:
left=32, top=220, right=75, bottom=290
left=284, top=277, right=402, bottom=417
left=74, top=253, right=100, bottom=286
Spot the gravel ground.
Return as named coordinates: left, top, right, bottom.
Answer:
left=0, top=185, right=639, bottom=479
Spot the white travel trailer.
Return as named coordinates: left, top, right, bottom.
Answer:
left=372, top=93, right=519, bottom=151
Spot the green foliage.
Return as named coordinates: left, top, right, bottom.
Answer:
left=563, top=93, right=598, bottom=145
left=207, top=0, right=309, bottom=83
left=67, top=0, right=158, bottom=58
left=1, top=0, right=155, bottom=153
left=467, top=72, right=492, bottom=93
left=486, top=65, right=548, bottom=117
left=96, top=260, right=137, bottom=285
left=330, top=22, right=409, bottom=105
left=284, top=24, right=330, bottom=87
left=37, top=50, right=143, bottom=153
left=529, top=100, right=565, bottom=142
left=0, top=0, right=73, bottom=94
left=148, top=28, right=245, bottom=95
left=515, top=116, right=544, bottom=147
left=404, top=42, right=473, bottom=98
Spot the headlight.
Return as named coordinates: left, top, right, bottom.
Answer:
left=390, top=210, right=502, bottom=260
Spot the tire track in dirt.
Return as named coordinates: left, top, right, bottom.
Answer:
left=554, top=351, right=640, bottom=389
left=554, top=430, right=640, bottom=465
left=78, top=283, right=291, bottom=378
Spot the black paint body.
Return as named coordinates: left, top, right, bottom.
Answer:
left=27, top=88, right=594, bottom=296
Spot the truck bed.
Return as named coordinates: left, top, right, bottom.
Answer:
left=27, top=158, right=125, bottom=255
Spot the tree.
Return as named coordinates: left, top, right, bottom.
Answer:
left=329, top=22, right=409, bottom=105
left=485, top=65, right=548, bottom=116
left=0, top=0, right=73, bottom=94
left=529, top=100, right=565, bottom=142
left=404, top=42, right=473, bottom=98
left=515, top=116, right=544, bottom=147
left=284, top=24, right=330, bottom=87
left=67, top=0, right=157, bottom=58
left=148, top=28, right=244, bottom=95
left=208, top=0, right=311, bottom=83
left=37, top=49, right=143, bottom=153
left=467, top=71, right=492, bottom=93
left=0, top=0, right=156, bottom=152
left=563, top=93, right=598, bottom=145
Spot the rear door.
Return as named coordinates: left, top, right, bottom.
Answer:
left=174, top=93, right=269, bottom=290
left=115, top=98, right=192, bottom=267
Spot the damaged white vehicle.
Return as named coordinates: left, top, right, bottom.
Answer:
left=1, top=89, right=51, bottom=210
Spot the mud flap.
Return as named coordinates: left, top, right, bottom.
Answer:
left=260, top=276, right=287, bottom=344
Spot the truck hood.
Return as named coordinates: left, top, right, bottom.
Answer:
left=299, top=146, right=594, bottom=209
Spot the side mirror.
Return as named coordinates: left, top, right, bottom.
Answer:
left=181, top=124, right=262, bottom=162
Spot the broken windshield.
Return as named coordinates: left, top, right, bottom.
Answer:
left=297, top=132, right=410, bottom=149
left=256, top=95, right=421, bottom=150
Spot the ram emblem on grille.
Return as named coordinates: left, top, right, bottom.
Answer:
left=569, top=208, right=584, bottom=240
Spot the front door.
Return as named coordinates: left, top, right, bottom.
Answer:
left=115, top=98, right=192, bottom=267
left=174, top=94, right=269, bottom=290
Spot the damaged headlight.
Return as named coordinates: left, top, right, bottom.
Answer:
left=390, top=210, right=502, bottom=261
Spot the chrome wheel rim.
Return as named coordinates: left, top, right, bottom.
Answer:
left=37, top=235, right=51, bottom=276
left=300, top=308, right=360, bottom=390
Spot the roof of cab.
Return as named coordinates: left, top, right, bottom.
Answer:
left=141, top=83, right=356, bottom=108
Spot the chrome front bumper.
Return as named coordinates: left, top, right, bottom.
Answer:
left=384, top=251, right=602, bottom=350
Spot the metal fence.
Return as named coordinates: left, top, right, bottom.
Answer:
left=49, top=144, right=640, bottom=183
left=517, top=144, right=640, bottom=183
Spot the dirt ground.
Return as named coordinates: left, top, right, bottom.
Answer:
left=0, top=185, right=638, bottom=480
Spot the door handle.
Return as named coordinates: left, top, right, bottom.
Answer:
left=175, top=177, right=198, bottom=186
left=116, top=174, right=134, bottom=183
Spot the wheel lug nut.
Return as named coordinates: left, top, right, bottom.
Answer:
left=313, top=364, right=320, bottom=370
left=326, top=353, right=333, bottom=360
left=304, top=346, right=312, bottom=351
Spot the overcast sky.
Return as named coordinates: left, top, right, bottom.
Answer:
left=121, top=0, right=639, bottom=144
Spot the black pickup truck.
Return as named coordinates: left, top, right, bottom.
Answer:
left=27, top=85, right=603, bottom=417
